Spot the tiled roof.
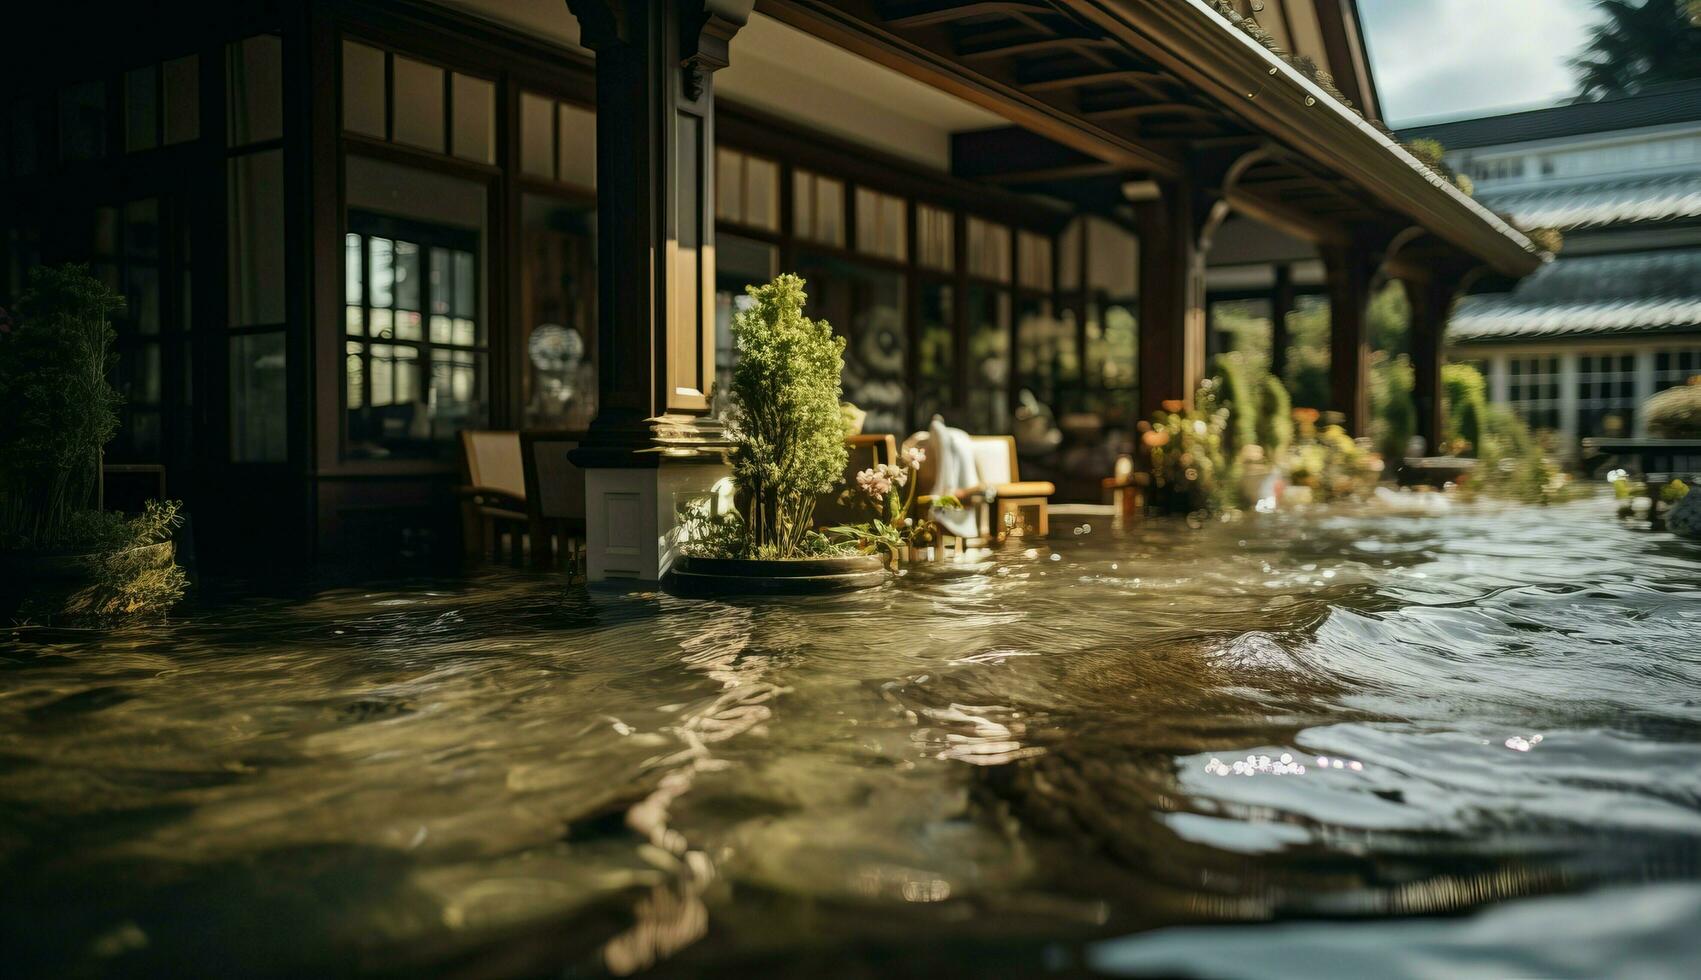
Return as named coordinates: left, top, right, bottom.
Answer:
left=1478, top=174, right=1701, bottom=230
left=1399, top=81, right=1701, bottom=150
left=1451, top=249, right=1701, bottom=342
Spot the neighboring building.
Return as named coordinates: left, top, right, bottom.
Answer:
left=1404, top=82, right=1701, bottom=450
left=2, top=1, right=1539, bottom=577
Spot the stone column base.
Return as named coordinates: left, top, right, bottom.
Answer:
left=583, top=459, right=732, bottom=583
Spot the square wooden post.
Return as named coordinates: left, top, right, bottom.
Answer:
left=1135, top=181, right=1207, bottom=417
left=566, top=0, right=752, bottom=581
left=1323, top=244, right=1376, bottom=435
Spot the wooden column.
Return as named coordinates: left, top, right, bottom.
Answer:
left=1135, top=181, right=1206, bottom=416
left=1405, top=274, right=1460, bottom=455
left=1269, top=263, right=1293, bottom=384
left=1323, top=244, right=1376, bottom=435
left=565, top=0, right=752, bottom=580
left=566, top=0, right=750, bottom=457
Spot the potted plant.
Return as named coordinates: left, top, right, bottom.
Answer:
left=0, top=265, right=189, bottom=622
left=826, top=446, right=958, bottom=565
left=671, top=274, right=888, bottom=595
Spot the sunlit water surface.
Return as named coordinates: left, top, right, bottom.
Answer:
left=3, top=499, right=1700, bottom=978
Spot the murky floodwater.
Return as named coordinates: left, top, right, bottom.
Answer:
left=3, top=498, right=1700, bottom=978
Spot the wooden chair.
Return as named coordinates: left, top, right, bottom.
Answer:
left=457, top=430, right=528, bottom=564
left=902, top=431, right=1055, bottom=543
left=519, top=429, right=588, bottom=573
left=815, top=434, right=897, bottom=530
left=1102, top=454, right=1148, bottom=520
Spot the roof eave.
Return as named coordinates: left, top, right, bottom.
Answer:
left=1080, top=0, right=1545, bottom=278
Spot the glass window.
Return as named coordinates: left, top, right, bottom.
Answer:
left=230, top=331, right=288, bottom=462
left=451, top=72, right=495, bottom=164
left=125, top=65, right=159, bottom=152
left=1017, top=230, right=1051, bottom=291
left=58, top=81, right=107, bottom=162
left=1576, top=353, right=1636, bottom=438
left=1084, top=301, right=1137, bottom=426
left=341, top=40, right=386, bottom=138
left=714, top=148, right=777, bottom=232
left=855, top=187, right=906, bottom=261
left=967, top=217, right=1010, bottom=283
left=227, top=35, right=283, bottom=146
left=794, top=169, right=844, bottom=247
left=522, top=194, right=599, bottom=428
left=917, top=281, right=953, bottom=427
left=917, top=204, right=953, bottom=272
left=391, top=56, right=444, bottom=152
left=1507, top=356, right=1562, bottom=432
left=344, top=155, right=488, bottom=457
left=163, top=55, right=200, bottom=145
left=519, top=92, right=554, bottom=178
left=967, top=286, right=1010, bottom=433
left=795, top=251, right=905, bottom=433
left=227, top=149, right=286, bottom=326
left=1655, top=348, right=1701, bottom=392
left=1086, top=216, right=1137, bottom=297
left=712, top=234, right=778, bottom=415
left=1017, top=297, right=1077, bottom=423
left=557, top=102, right=595, bottom=187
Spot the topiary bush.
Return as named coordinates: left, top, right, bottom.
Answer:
left=0, top=265, right=124, bottom=550
left=1443, top=363, right=1490, bottom=455
left=1207, top=353, right=1259, bottom=459
left=723, top=274, right=849, bottom=559
left=1257, top=373, right=1294, bottom=460
left=1371, top=353, right=1417, bottom=461
left=1644, top=383, right=1701, bottom=438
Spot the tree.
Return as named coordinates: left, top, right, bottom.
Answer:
left=1570, top=0, right=1701, bottom=102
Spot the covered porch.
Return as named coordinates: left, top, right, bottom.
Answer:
left=541, top=0, right=1543, bottom=579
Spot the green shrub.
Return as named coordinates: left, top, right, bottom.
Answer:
left=1371, top=353, right=1417, bottom=461
left=63, top=500, right=188, bottom=622
left=1644, top=383, right=1701, bottom=438
left=1443, top=363, right=1490, bottom=454
left=722, top=274, right=849, bottom=559
left=1207, top=353, right=1259, bottom=459
left=1257, top=374, right=1293, bottom=460
left=0, top=265, right=124, bottom=550
left=1138, top=386, right=1230, bottom=516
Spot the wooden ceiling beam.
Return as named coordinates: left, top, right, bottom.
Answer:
left=955, top=34, right=1117, bottom=60
left=884, top=1, right=1054, bottom=29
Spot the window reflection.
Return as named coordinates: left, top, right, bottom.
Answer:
left=344, top=156, right=488, bottom=457
left=713, top=233, right=778, bottom=414
left=795, top=251, right=906, bottom=435
left=521, top=193, right=597, bottom=429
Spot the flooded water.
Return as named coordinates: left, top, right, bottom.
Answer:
left=3, top=498, right=1700, bottom=978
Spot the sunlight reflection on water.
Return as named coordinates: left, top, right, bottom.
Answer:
left=1, top=498, right=1698, bottom=977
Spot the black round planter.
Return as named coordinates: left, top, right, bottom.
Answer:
left=668, top=553, right=890, bottom=596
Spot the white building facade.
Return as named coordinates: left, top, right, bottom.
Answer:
left=1404, top=82, right=1701, bottom=452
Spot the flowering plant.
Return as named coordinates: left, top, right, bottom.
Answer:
left=827, top=447, right=959, bottom=562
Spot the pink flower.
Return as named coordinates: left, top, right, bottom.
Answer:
left=903, top=447, right=925, bottom=470
left=877, top=462, right=908, bottom=488
left=855, top=468, right=892, bottom=498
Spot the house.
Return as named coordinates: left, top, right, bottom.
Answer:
left=1403, top=81, right=1701, bottom=450
left=1, top=0, right=1542, bottom=578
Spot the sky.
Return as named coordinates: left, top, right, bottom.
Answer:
left=1358, top=0, right=1604, bottom=127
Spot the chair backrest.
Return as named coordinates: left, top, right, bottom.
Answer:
left=461, top=430, right=526, bottom=499
left=520, top=430, right=587, bottom=522
left=902, top=431, right=936, bottom=492
left=969, top=435, right=1018, bottom=486
left=815, top=434, right=896, bottom=528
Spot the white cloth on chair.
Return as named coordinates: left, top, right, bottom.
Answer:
left=928, top=417, right=981, bottom=539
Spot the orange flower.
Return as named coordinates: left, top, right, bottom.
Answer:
left=1142, top=430, right=1170, bottom=448
left=1161, top=399, right=1185, bottom=413
left=1292, top=407, right=1321, bottom=424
